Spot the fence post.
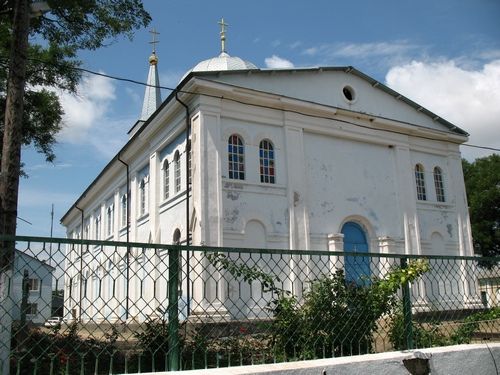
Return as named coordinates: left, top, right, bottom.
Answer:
left=168, top=246, right=180, bottom=371
left=400, top=258, right=414, bottom=350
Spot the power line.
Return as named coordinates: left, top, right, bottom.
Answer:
left=2, top=56, right=500, bottom=153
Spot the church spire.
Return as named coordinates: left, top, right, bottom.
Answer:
left=140, top=28, right=162, bottom=121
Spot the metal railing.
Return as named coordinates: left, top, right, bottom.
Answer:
left=1, top=235, right=500, bottom=374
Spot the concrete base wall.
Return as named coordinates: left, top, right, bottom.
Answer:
left=140, top=343, right=500, bottom=375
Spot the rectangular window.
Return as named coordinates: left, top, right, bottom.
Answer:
left=83, top=220, right=90, bottom=240
left=121, top=194, right=127, bottom=227
left=415, top=164, right=427, bottom=201
left=139, top=178, right=147, bottom=216
left=187, top=146, right=192, bottom=186
left=175, top=157, right=181, bottom=193
left=27, top=303, right=38, bottom=315
left=28, top=278, right=40, bottom=292
left=106, top=205, right=114, bottom=236
left=434, top=167, right=446, bottom=203
left=163, top=161, right=170, bottom=200
left=95, top=215, right=101, bottom=240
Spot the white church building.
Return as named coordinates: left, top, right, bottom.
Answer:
left=61, top=22, right=476, bottom=322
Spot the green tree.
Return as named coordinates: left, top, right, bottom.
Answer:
left=462, top=154, right=500, bottom=258
left=0, top=0, right=151, bottom=163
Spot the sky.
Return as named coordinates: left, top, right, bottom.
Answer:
left=17, top=0, right=500, bottom=239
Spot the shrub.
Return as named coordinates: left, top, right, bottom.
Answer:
left=388, top=306, right=450, bottom=350
left=270, top=260, right=429, bottom=360
left=10, top=321, right=119, bottom=375
left=389, top=306, right=500, bottom=350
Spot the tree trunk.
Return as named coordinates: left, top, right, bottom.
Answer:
left=0, top=0, right=30, bottom=261
left=0, top=1, right=30, bottom=374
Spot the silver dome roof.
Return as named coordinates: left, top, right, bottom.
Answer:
left=191, top=52, right=258, bottom=72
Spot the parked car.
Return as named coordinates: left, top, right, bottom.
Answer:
left=43, top=316, right=64, bottom=327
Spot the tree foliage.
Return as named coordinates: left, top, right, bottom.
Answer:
left=462, top=154, right=500, bottom=257
left=0, top=0, right=151, bottom=163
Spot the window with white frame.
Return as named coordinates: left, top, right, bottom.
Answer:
left=120, top=193, right=127, bottom=227
left=139, top=178, right=147, bottom=216
left=163, top=159, right=170, bottom=200
left=187, top=140, right=192, bottom=186
left=228, top=134, right=245, bottom=180
left=28, top=278, right=40, bottom=292
left=433, top=166, right=446, bottom=202
left=83, top=219, right=90, bottom=240
left=94, top=214, right=101, bottom=240
left=259, top=139, right=275, bottom=183
left=174, top=151, right=181, bottom=193
left=106, top=205, right=114, bottom=236
left=415, top=164, right=427, bottom=201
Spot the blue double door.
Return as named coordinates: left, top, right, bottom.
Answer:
left=341, top=222, right=370, bottom=285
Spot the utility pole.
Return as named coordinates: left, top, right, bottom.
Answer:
left=0, top=0, right=31, bottom=373
left=49, top=203, right=54, bottom=265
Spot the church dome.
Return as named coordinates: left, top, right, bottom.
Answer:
left=191, top=51, right=258, bottom=72
left=181, top=18, right=258, bottom=81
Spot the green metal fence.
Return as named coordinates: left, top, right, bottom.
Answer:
left=1, top=235, right=500, bottom=374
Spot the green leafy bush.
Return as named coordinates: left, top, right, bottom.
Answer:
left=10, top=321, right=119, bottom=375
left=270, top=260, right=429, bottom=360
left=388, top=306, right=450, bottom=350
left=389, top=306, right=500, bottom=350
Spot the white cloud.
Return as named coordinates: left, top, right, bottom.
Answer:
left=301, top=41, right=423, bottom=73
left=264, top=55, right=295, bottom=69
left=385, top=59, right=500, bottom=160
left=302, top=41, right=419, bottom=59
left=52, top=73, right=135, bottom=158
left=57, top=74, right=116, bottom=143
left=335, top=41, right=418, bottom=58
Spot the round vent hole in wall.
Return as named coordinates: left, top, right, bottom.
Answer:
left=342, top=85, right=356, bottom=102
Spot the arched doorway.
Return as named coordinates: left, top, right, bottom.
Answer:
left=341, top=222, right=370, bottom=285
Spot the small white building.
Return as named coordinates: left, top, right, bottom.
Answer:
left=11, top=250, right=54, bottom=325
left=61, top=24, right=478, bottom=322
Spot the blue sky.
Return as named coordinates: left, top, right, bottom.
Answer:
left=17, top=0, right=500, bottom=238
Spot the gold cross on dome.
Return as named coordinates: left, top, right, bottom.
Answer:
left=218, top=18, right=228, bottom=53
left=149, top=28, right=160, bottom=53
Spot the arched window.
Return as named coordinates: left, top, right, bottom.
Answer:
left=415, top=164, right=426, bottom=201
left=174, top=151, right=181, bottom=193
left=173, top=228, right=181, bottom=245
left=228, top=134, right=245, bottom=180
left=139, top=178, right=147, bottom=215
left=259, top=139, right=275, bottom=183
left=163, top=159, right=170, bottom=200
left=433, top=167, right=445, bottom=202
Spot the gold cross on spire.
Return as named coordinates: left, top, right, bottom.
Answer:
left=218, top=18, right=228, bottom=53
left=149, top=28, right=160, bottom=53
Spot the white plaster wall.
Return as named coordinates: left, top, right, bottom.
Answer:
left=304, top=132, right=400, bottom=242
left=158, top=344, right=500, bottom=375
left=214, top=70, right=453, bottom=133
